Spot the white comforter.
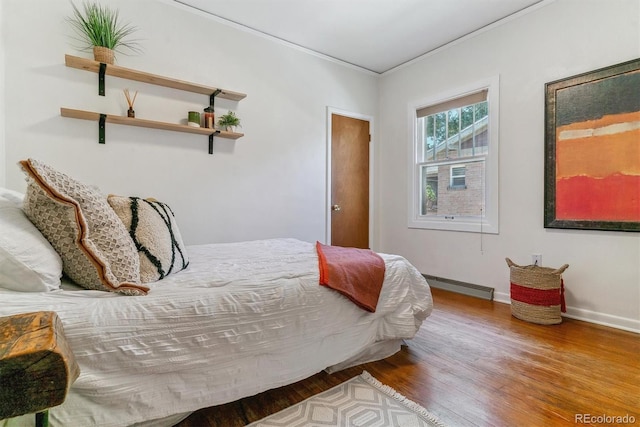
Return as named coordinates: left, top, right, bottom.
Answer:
left=0, top=238, right=432, bottom=427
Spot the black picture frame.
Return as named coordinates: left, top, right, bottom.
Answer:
left=544, top=58, right=640, bottom=232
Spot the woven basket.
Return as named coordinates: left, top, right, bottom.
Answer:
left=93, top=46, right=114, bottom=64
left=506, top=258, right=568, bottom=325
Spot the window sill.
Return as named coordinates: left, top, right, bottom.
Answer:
left=408, top=216, right=498, bottom=234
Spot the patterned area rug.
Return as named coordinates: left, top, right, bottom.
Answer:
left=246, top=371, right=447, bottom=427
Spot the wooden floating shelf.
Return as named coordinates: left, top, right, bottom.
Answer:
left=65, top=54, right=246, bottom=101
left=61, top=108, right=244, bottom=140
left=62, top=54, right=246, bottom=154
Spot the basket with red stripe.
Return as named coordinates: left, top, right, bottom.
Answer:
left=506, top=258, right=569, bottom=325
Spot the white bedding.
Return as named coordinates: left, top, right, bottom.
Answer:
left=0, top=238, right=432, bottom=427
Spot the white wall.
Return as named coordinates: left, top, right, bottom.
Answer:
left=377, top=0, right=640, bottom=332
left=1, top=0, right=378, bottom=245
left=0, top=0, right=5, bottom=187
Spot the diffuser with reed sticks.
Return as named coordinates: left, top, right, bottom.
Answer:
left=124, top=89, right=138, bottom=118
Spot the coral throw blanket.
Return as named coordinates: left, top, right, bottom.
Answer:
left=316, top=242, right=386, bottom=312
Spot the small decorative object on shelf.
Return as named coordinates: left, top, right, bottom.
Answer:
left=93, top=46, right=114, bottom=65
left=203, top=106, right=215, bottom=129
left=123, top=88, right=137, bottom=118
left=217, top=111, right=241, bottom=132
left=188, top=111, right=201, bottom=127
left=67, top=1, right=141, bottom=65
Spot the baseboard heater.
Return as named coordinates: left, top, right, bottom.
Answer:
left=423, top=274, right=494, bottom=301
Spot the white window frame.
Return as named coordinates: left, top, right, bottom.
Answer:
left=408, top=76, right=500, bottom=234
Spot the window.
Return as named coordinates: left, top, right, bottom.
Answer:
left=449, top=165, right=466, bottom=189
left=409, top=76, right=499, bottom=233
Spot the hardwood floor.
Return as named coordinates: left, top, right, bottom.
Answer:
left=176, top=288, right=640, bottom=427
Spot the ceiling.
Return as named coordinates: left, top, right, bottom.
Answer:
left=176, top=0, right=544, bottom=74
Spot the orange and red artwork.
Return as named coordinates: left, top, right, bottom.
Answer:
left=545, top=59, right=640, bottom=231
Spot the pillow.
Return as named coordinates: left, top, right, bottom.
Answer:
left=0, top=188, right=63, bottom=291
left=19, top=159, right=148, bottom=295
left=107, top=195, right=189, bottom=283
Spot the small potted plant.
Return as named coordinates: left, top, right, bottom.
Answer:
left=68, top=1, right=141, bottom=64
left=217, top=111, right=241, bottom=132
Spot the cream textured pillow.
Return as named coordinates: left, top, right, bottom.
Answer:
left=19, top=159, right=148, bottom=295
left=108, top=195, right=189, bottom=283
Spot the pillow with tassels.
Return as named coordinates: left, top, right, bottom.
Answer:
left=19, top=159, right=147, bottom=295
left=108, top=195, right=189, bottom=283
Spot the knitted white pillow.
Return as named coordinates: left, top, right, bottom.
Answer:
left=108, top=195, right=189, bottom=283
left=19, top=159, right=148, bottom=295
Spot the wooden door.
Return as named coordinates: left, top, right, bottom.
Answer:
left=330, top=114, right=370, bottom=248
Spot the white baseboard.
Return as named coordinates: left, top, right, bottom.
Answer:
left=492, top=292, right=510, bottom=305
left=494, top=292, right=640, bottom=334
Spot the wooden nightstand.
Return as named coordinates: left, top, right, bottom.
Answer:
left=0, top=311, right=80, bottom=426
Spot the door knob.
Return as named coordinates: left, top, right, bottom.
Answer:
left=332, top=204, right=341, bottom=211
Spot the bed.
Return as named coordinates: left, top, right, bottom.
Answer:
left=0, top=160, right=433, bottom=427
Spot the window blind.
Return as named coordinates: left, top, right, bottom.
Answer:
left=416, top=89, right=488, bottom=118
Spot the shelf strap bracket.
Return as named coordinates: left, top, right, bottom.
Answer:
left=99, top=114, right=106, bottom=144
left=35, top=410, right=48, bottom=427
left=98, top=63, right=107, bottom=96
left=209, top=89, right=222, bottom=108
left=208, top=130, right=220, bottom=154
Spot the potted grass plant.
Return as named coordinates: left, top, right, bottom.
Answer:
left=217, top=111, right=241, bottom=132
left=68, top=1, right=141, bottom=64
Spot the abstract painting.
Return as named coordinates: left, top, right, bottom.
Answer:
left=544, top=58, right=640, bottom=232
